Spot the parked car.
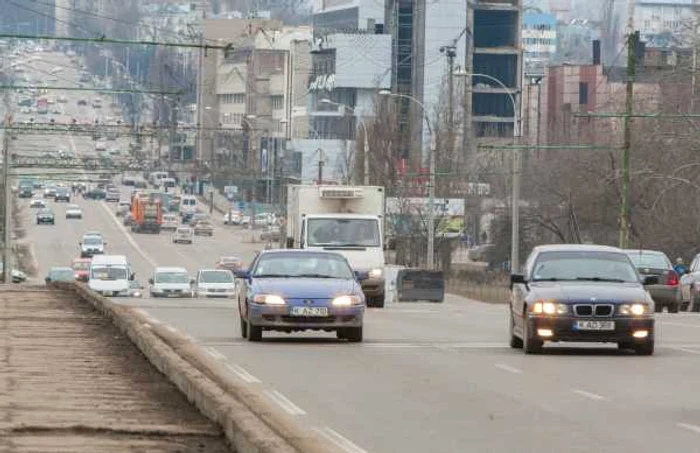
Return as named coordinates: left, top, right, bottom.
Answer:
left=624, top=249, right=681, bottom=313
left=193, top=220, right=214, bottom=236
left=194, top=269, right=236, bottom=298
left=509, top=244, right=656, bottom=355
left=172, top=227, right=194, bottom=244
left=236, top=250, right=367, bottom=342
left=36, top=208, right=55, bottom=225
left=45, top=267, right=75, bottom=284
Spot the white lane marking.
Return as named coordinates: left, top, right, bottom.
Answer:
left=363, top=341, right=504, bottom=350
left=224, top=363, right=261, bottom=383
left=572, top=389, right=607, bottom=401
left=205, top=346, right=226, bottom=361
left=670, top=346, right=700, bottom=355
left=664, top=321, right=700, bottom=329
left=678, top=423, right=700, bottom=434
left=494, top=363, right=523, bottom=374
left=313, top=426, right=368, bottom=453
left=98, top=201, right=158, bottom=267
left=264, top=389, right=307, bottom=416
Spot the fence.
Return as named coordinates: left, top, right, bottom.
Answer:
left=446, top=269, right=510, bottom=304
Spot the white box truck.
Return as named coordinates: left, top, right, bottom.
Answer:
left=286, top=185, right=386, bottom=307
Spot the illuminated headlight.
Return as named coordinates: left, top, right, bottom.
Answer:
left=253, top=294, right=286, bottom=305
left=619, top=303, right=649, bottom=315
left=132, top=291, right=141, bottom=297
left=532, top=301, right=568, bottom=315
left=369, top=268, right=383, bottom=278
left=332, top=295, right=362, bottom=306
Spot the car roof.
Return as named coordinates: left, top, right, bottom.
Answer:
left=532, top=244, right=624, bottom=254
left=623, top=249, right=666, bottom=256
left=154, top=266, right=187, bottom=273
left=199, top=268, right=230, bottom=272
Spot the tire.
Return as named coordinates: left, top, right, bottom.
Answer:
left=368, top=295, right=385, bottom=308
left=509, top=312, right=523, bottom=349
left=523, top=314, right=543, bottom=354
left=692, top=292, right=700, bottom=312
left=634, top=339, right=655, bottom=356
left=336, top=329, right=346, bottom=340
left=345, top=326, right=363, bottom=342
left=247, top=321, right=262, bottom=342
left=239, top=314, right=248, bottom=338
left=669, top=302, right=680, bottom=314
left=654, top=303, right=663, bottom=313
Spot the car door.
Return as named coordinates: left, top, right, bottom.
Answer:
left=238, top=254, right=260, bottom=319
left=511, top=252, right=536, bottom=331
left=681, top=255, right=700, bottom=301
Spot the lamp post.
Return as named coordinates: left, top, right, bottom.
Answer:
left=320, top=99, right=370, bottom=185
left=378, top=90, right=436, bottom=270
left=454, top=70, right=521, bottom=272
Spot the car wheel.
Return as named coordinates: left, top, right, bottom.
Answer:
left=691, top=292, right=700, bottom=312
left=239, top=314, right=248, bottom=338
left=634, top=339, right=654, bottom=356
left=345, top=326, right=363, bottom=343
left=247, top=321, right=262, bottom=342
left=669, top=302, right=680, bottom=314
left=523, top=313, right=543, bottom=354
left=509, top=311, right=523, bottom=349
left=372, top=295, right=385, bottom=308
left=336, top=329, right=346, bottom=340
left=654, top=303, right=663, bottom=313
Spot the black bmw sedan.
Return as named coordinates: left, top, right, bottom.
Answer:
left=510, top=244, right=658, bottom=355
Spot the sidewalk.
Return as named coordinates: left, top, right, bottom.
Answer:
left=0, top=286, right=230, bottom=452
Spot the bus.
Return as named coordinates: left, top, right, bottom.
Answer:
left=37, top=97, right=48, bottom=114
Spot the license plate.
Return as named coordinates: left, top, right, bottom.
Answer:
left=574, top=320, right=615, bottom=331
left=290, top=306, right=328, bottom=317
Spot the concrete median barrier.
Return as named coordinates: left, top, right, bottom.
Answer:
left=55, top=282, right=337, bottom=453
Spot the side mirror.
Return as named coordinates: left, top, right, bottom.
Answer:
left=148, top=278, right=154, bottom=285
left=233, top=270, right=250, bottom=279
left=130, top=273, right=135, bottom=281
left=354, top=270, right=370, bottom=281
left=643, top=275, right=659, bottom=286
left=44, top=277, right=50, bottom=283
left=511, top=274, right=526, bottom=286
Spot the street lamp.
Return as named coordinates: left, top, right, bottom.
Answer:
left=378, top=89, right=437, bottom=270
left=454, top=69, right=522, bottom=272
left=321, top=98, right=370, bottom=185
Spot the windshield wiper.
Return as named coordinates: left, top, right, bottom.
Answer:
left=532, top=277, right=566, bottom=282
left=575, top=277, right=627, bottom=283
left=297, top=273, right=336, bottom=278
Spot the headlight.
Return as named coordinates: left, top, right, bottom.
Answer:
left=253, top=294, right=286, bottom=305
left=132, top=291, right=141, bottom=297
left=332, top=295, right=362, bottom=306
left=619, top=303, right=648, bottom=315
left=369, top=268, right=383, bottom=278
left=532, top=301, right=568, bottom=315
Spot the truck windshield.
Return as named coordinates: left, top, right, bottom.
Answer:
left=307, top=218, right=380, bottom=247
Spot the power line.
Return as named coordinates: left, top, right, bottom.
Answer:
left=0, top=33, right=233, bottom=51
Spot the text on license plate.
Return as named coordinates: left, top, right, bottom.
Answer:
left=574, top=320, right=615, bottom=331
left=290, top=307, right=328, bottom=317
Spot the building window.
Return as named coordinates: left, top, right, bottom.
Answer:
left=579, top=82, right=589, bottom=105
left=271, top=95, right=284, bottom=110
left=219, top=93, right=245, bottom=104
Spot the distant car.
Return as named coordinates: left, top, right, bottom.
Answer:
left=77, top=99, right=87, bottom=106
left=29, top=198, right=46, bottom=209
left=80, top=233, right=105, bottom=258
left=72, top=258, right=91, bottom=282
left=123, top=213, right=132, bottom=226
left=193, top=221, right=214, bottom=236
left=194, top=269, right=236, bottom=298
left=181, top=211, right=195, bottom=224
left=0, top=265, right=27, bottom=283
left=116, top=204, right=130, bottom=217
left=149, top=266, right=193, bottom=298
left=216, top=256, right=243, bottom=272
left=43, top=185, right=57, bottom=198
left=161, top=213, right=178, bottom=231
left=172, top=227, right=194, bottom=244
left=105, top=190, right=121, bottom=202
left=189, top=213, right=208, bottom=226
left=65, top=204, right=82, bottom=219
left=222, top=211, right=242, bottom=225
left=45, top=267, right=75, bottom=283
left=625, top=249, right=681, bottom=313
left=84, top=188, right=106, bottom=200
left=236, top=250, right=367, bottom=342
left=260, top=225, right=281, bottom=242
left=18, top=186, right=33, bottom=198
left=54, top=187, right=71, bottom=202
left=127, top=280, right=144, bottom=298
left=36, top=208, right=55, bottom=225
left=509, top=244, right=656, bottom=355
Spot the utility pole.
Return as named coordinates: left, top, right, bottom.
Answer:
left=619, top=1, right=636, bottom=249
left=427, top=133, right=437, bottom=270
left=441, top=45, right=456, bottom=158
left=317, top=148, right=325, bottom=183
left=2, top=111, right=11, bottom=285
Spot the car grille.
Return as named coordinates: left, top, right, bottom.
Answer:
left=281, top=316, right=336, bottom=323
left=573, top=304, right=614, bottom=317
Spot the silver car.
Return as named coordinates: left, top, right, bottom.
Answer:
left=172, top=226, right=194, bottom=244
left=625, top=249, right=681, bottom=313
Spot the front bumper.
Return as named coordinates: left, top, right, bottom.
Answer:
left=37, top=218, right=54, bottom=224
left=196, top=290, right=235, bottom=298
left=529, top=315, right=654, bottom=343
left=248, top=304, right=364, bottom=329
left=152, top=288, right=192, bottom=297
left=360, top=276, right=385, bottom=297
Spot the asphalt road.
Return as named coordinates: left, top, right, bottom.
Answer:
left=16, top=49, right=700, bottom=453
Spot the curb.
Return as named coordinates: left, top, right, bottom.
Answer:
left=57, top=282, right=337, bottom=453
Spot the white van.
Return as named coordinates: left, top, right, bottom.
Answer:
left=148, top=171, right=168, bottom=187
left=180, top=195, right=197, bottom=215
left=88, top=255, right=133, bottom=296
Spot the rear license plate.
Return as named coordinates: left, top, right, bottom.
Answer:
left=574, top=320, right=615, bottom=331
left=290, top=307, right=328, bottom=317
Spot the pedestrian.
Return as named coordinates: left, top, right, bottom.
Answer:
left=674, top=257, right=689, bottom=276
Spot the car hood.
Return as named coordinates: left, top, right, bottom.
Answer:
left=251, top=278, right=358, bottom=298
left=197, top=282, right=235, bottom=290
left=528, top=281, right=649, bottom=302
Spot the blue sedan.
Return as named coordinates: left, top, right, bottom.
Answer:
left=235, top=250, right=367, bottom=342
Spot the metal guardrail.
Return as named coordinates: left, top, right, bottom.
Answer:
left=396, top=269, right=445, bottom=303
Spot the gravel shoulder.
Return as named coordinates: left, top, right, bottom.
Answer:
left=0, top=286, right=232, bottom=453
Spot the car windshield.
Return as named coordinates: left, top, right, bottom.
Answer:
left=221, top=257, right=240, bottom=263
left=83, top=237, right=102, bottom=245
left=91, top=266, right=127, bottom=280
left=73, top=261, right=89, bottom=270
left=252, top=253, right=354, bottom=279
left=67, top=205, right=80, bottom=210
left=625, top=252, right=670, bottom=270
left=50, top=269, right=74, bottom=280
left=155, top=272, right=189, bottom=284
left=531, top=251, right=639, bottom=283
left=307, top=218, right=380, bottom=247
left=199, top=270, right=234, bottom=283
